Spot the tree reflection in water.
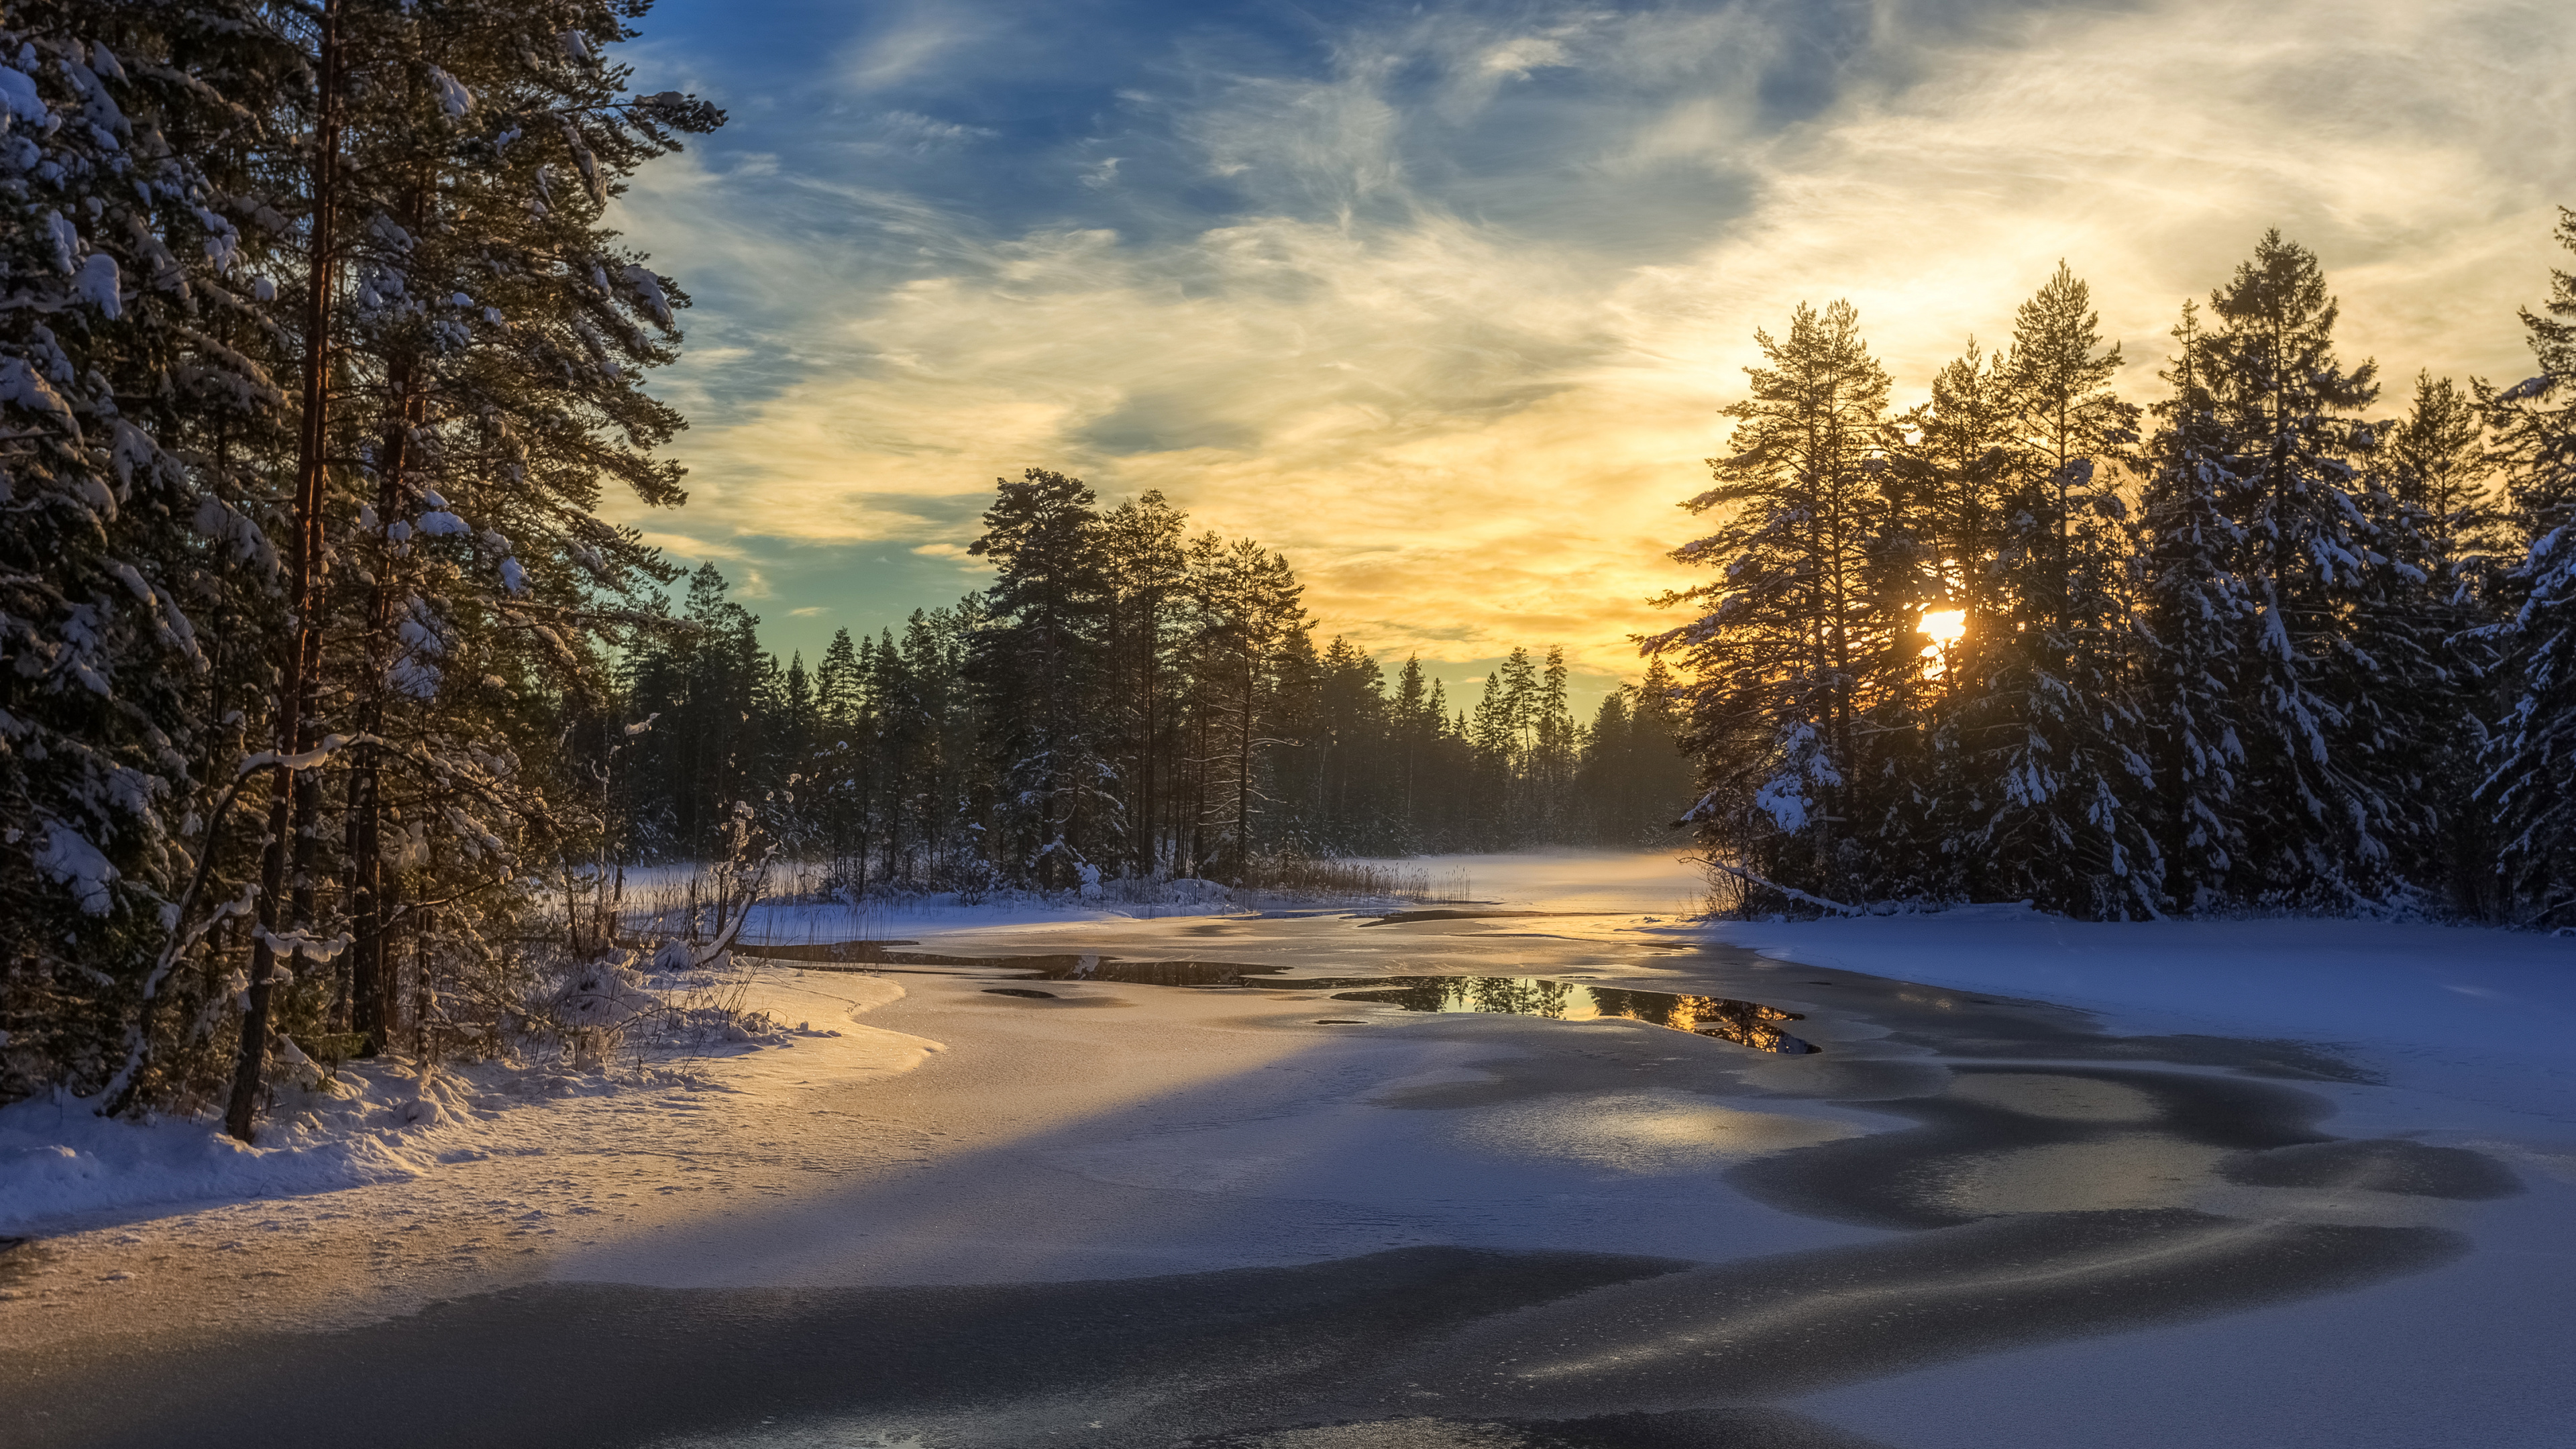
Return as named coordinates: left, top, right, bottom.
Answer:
left=735, top=942, right=1814, bottom=1053
left=1321, top=977, right=1815, bottom=1054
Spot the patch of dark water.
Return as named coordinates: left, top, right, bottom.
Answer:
left=1280, top=975, right=1817, bottom=1055
left=1361, top=909, right=1556, bottom=926
left=737, top=941, right=1291, bottom=987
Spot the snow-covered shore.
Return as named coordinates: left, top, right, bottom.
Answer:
left=0, top=967, right=937, bottom=1238
left=1685, top=904, right=2576, bottom=1130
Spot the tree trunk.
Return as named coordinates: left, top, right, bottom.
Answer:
left=349, top=357, right=422, bottom=1054
left=227, top=0, right=341, bottom=1143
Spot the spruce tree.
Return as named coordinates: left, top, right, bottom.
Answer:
left=969, top=469, right=1106, bottom=887
left=2200, top=231, right=2391, bottom=902
left=1965, top=263, right=2160, bottom=916
left=2365, top=373, right=2501, bottom=907
left=1648, top=300, right=1895, bottom=903
left=1, top=0, right=297, bottom=1106
left=2135, top=302, right=2250, bottom=908
left=2477, top=207, right=2576, bottom=925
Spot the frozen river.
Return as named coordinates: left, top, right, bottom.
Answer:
left=9, top=855, right=2572, bottom=1448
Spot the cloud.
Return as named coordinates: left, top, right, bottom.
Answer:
left=615, top=0, right=2576, bottom=680
left=841, top=7, right=991, bottom=91
left=857, top=110, right=998, bottom=156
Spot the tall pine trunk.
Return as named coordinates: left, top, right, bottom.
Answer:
left=227, top=0, right=342, bottom=1141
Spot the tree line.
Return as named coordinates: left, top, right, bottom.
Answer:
left=605, top=473, right=1696, bottom=890
left=1653, top=226, right=2576, bottom=924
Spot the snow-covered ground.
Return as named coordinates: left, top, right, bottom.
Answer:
left=0, top=967, right=939, bottom=1239
left=1690, top=904, right=2576, bottom=1129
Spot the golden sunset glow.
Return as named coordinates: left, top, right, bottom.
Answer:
left=612, top=0, right=2576, bottom=682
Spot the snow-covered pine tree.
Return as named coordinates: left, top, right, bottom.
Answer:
left=2477, top=207, right=2576, bottom=926
left=322, top=0, right=720, bottom=1063
left=1648, top=300, right=1896, bottom=907
left=2365, top=372, right=2502, bottom=908
left=969, top=469, right=1110, bottom=888
left=1, top=0, right=300, bottom=1107
left=2199, top=232, right=2393, bottom=904
left=1966, top=263, right=2161, bottom=917
left=2134, top=301, right=2247, bottom=910
left=169, top=0, right=725, bottom=1132
left=1880, top=339, right=2015, bottom=898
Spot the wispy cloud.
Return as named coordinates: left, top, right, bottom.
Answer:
left=616, top=0, right=2576, bottom=678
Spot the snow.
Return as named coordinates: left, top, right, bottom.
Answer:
left=1687, top=903, right=2576, bottom=1126
left=0, top=355, right=77, bottom=433
left=427, top=67, right=471, bottom=119
left=32, top=819, right=117, bottom=915
left=0, top=965, right=933, bottom=1236
left=7, top=853, right=2571, bottom=1449
left=0, top=64, right=41, bottom=125
left=74, top=252, right=119, bottom=318
left=1337, top=847, right=1711, bottom=914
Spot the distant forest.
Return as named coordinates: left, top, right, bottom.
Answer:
left=1654, top=227, right=2576, bottom=925
left=608, top=481, right=1697, bottom=885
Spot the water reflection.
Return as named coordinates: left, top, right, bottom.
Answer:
left=1303, top=976, right=1817, bottom=1055
left=737, top=942, right=1812, bottom=1052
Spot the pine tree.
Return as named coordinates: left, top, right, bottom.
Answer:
left=1648, top=300, right=1896, bottom=903
left=2135, top=301, right=2249, bottom=909
left=2200, top=231, right=2391, bottom=902
left=2477, top=207, right=2576, bottom=925
left=1182, top=534, right=1305, bottom=877
left=1098, top=490, right=1187, bottom=875
left=969, top=470, right=1107, bottom=887
left=1961, top=263, right=2161, bottom=916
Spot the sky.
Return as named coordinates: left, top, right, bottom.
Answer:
left=603, top=0, right=2576, bottom=711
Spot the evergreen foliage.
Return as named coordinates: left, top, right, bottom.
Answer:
left=0, top=0, right=721, bottom=1130
left=606, top=482, right=1698, bottom=890
left=1664, top=230, right=2576, bottom=924
left=2477, top=209, right=2576, bottom=927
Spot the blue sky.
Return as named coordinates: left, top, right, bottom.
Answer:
left=602, top=0, right=2576, bottom=707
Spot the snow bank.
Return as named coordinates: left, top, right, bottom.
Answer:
left=0, top=1063, right=470, bottom=1233
left=1691, top=905, right=2576, bottom=1124
left=0, top=963, right=933, bottom=1235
